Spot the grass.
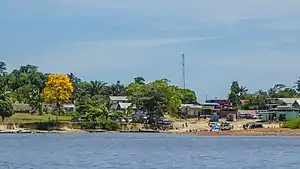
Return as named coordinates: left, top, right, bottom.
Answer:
left=282, top=118, right=300, bottom=129
left=4, top=113, right=73, bottom=123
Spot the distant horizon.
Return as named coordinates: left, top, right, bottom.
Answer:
left=1, top=0, right=300, bottom=99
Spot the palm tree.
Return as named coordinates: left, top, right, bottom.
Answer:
left=110, top=80, right=125, bottom=96
left=87, top=80, right=107, bottom=97
left=0, top=61, right=6, bottom=75
left=67, top=73, right=81, bottom=84
left=239, top=86, right=248, bottom=97
left=134, top=77, right=145, bottom=85
left=19, top=64, right=38, bottom=74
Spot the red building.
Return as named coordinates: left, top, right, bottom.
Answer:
left=205, top=100, right=232, bottom=109
left=206, top=100, right=236, bottom=119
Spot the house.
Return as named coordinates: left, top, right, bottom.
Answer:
left=108, top=96, right=138, bottom=112
left=205, top=100, right=237, bottom=118
left=62, top=104, right=76, bottom=112
left=109, top=96, right=130, bottom=104
left=266, top=98, right=300, bottom=108
left=13, top=103, right=31, bottom=113
left=205, top=100, right=231, bottom=109
left=200, top=102, right=219, bottom=116
left=179, top=104, right=202, bottom=117
left=259, top=106, right=300, bottom=121
left=292, top=100, right=300, bottom=108
left=240, top=100, right=249, bottom=104
left=109, top=96, right=131, bottom=110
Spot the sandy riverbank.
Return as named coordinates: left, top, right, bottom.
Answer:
left=165, top=128, right=300, bottom=136
left=1, top=118, right=298, bottom=136
left=1, top=127, right=300, bottom=136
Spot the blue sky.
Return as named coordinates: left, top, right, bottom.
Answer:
left=1, top=0, right=300, bottom=101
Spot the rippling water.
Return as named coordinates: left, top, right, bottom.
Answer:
left=0, top=133, right=299, bottom=169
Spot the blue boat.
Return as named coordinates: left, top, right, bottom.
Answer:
left=211, top=125, right=221, bottom=131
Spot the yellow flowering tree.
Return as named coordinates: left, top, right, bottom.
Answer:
left=42, top=74, right=73, bottom=115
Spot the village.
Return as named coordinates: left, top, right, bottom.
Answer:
left=2, top=88, right=300, bottom=135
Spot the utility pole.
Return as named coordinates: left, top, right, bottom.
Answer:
left=181, top=52, right=186, bottom=89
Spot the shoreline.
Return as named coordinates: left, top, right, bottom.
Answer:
left=164, top=128, right=300, bottom=136
left=1, top=128, right=300, bottom=136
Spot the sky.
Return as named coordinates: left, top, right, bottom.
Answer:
left=1, top=0, right=300, bottom=101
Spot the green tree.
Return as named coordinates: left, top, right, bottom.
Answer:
left=134, top=77, right=145, bottom=85
left=87, top=80, right=107, bottom=98
left=0, top=100, right=13, bottom=121
left=0, top=61, right=7, bottom=75
left=0, top=73, right=13, bottom=121
left=228, top=81, right=240, bottom=106
left=179, top=88, right=197, bottom=103
left=110, top=80, right=126, bottom=96
left=295, top=78, right=300, bottom=93
left=67, top=73, right=81, bottom=102
left=239, top=86, right=248, bottom=99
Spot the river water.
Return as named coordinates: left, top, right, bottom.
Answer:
left=0, top=133, right=299, bottom=169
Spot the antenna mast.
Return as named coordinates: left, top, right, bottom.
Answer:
left=181, top=52, right=186, bottom=89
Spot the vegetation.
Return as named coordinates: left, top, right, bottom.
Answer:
left=42, top=74, right=73, bottom=114
left=5, top=113, right=72, bottom=123
left=0, top=61, right=196, bottom=126
left=282, top=118, right=300, bottom=129
left=228, top=80, right=300, bottom=110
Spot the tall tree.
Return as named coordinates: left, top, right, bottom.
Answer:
left=0, top=61, right=6, bottom=75
left=67, top=73, right=81, bottom=85
left=134, top=77, right=145, bottom=85
left=87, top=80, right=107, bottom=98
left=67, top=73, right=81, bottom=102
left=273, top=84, right=286, bottom=92
left=42, top=74, right=73, bottom=119
left=228, top=81, right=240, bottom=106
left=295, top=78, right=300, bottom=93
left=110, top=80, right=125, bottom=96
left=239, top=86, right=248, bottom=98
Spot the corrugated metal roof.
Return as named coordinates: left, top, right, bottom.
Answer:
left=109, top=96, right=128, bottom=101
left=201, top=102, right=219, bottom=106
left=277, top=98, right=300, bottom=105
left=180, top=104, right=202, bottom=109
left=118, top=103, right=132, bottom=109
left=293, top=100, right=300, bottom=105
left=13, top=103, right=31, bottom=111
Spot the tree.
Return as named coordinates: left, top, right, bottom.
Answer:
left=228, top=81, right=240, bottom=106
left=87, top=80, right=107, bottom=98
left=110, top=80, right=125, bottom=96
left=277, top=88, right=296, bottom=98
left=67, top=73, right=82, bottom=102
left=0, top=73, right=13, bottom=121
left=268, top=88, right=277, bottom=98
left=67, top=73, right=81, bottom=85
left=0, top=100, right=13, bottom=121
left=0, top=61, right=7, bottom=75
left=126, top=79, right=190, bottom=122
left=134, top=77, right=145, bottom=85
left=239, top=86, right=248, bottom=99
left=42, top=74, right=73, bottom=120
left=274, top=84, right=286, bottom=92
left=179, top=88, right=197, bottom=103
left=295, top=78, right=300, bottom=93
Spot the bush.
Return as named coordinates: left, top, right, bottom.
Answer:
left=282, top=118, right=300, bottom=129
left=79, top=119, right=119, bottom=131
left=168, top=113, right=181, bottom=119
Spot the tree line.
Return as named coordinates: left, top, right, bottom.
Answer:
left=228, top=80, right=300, bottom=110
left=0, top=61, right=197, bottom=122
